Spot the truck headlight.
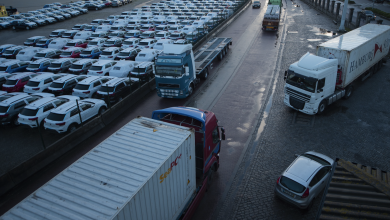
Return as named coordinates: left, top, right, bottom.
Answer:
left=179, top=90, right=183, bottom=95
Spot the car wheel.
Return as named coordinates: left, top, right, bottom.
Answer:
left=95, top=8, right=98, bottom=11
left=12, top=117, right=20, bottom=126
left=26, top=26, right=30, bottom=30
left=12, top=26, right=16, bottom=30
left=317, top=100, right=327, bottom=115
left=68, top=124, right=78, bottom=133
left=118, top=96, right=123, bottom=102
left=99, top=106, right=107, bottom=115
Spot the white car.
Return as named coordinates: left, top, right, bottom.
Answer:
left=99, top=47, right=123, bottom=60
left=72, top=76, right=114, bottom=98
left=44, top=98, right=107, bottom=133
left=23, top=73, right=65, bottom=94
left=18, top=95, right=80, bottom=128
left=154, top=39, right=174, bottom=50
left=155, top=31, right=171, bottom=40
left=109, top=61, right=138, bottom=78
left=137, top=39, right=157, bottom=49
left=16, top=47, right=44, bottom=61
left=121, top=38, right=140, bottom=49
left=87, top=38, right=107, bottom=47
left=90, top=31, right=109, bottom=39
left=108, top=31, right=126, bottom=38
left=135, top=49, right=159, bottom=62
left=87, top=60, right=117, bottom=76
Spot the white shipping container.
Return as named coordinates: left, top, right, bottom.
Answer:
left=1, top=117, right=196, bottom=220
left=316, top=24, right=390, bottom=87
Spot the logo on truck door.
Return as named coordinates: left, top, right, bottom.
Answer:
left=159, top=154, right=182, bottom=183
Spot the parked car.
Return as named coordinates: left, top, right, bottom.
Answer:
left=168, top=25, right=184, bottom=33
left=130, top=61, right=154, bottom=81
left=48, top=38, right=70, bottom=50
left=87, top=60, right=117, bottom=76
left=32, top=49, right=61, bottom=61
left=103, top=37, right=124, bottom=47
left=95, top=25, right=111, bottom=32
left=68, top=59, right=98, bottom=74
left=169, top=31, right=186, bottom=40
left=274, top=151, right=334, bottom=210
left=0, top=93, right=40, bottom=126
left=115, top=48, right=141, bottom=60
left=109, top=61, right=138, bottom=77
left=252, top=1, right=261, bottom=8
left=34, top=15, right=56, bottom=24
left=108, top=31, right=126, bottom=38
left=0, top=44, right=16, bottom=56
left=72, top=23, right=89, bottom=30
left=2, top=72, right=39, bottom=92
left=121, top=38, right=141, bottom=48
left=72, top=76, right=114, bottom=98
left=90, top=31, right=109, bottom=39
left=110, top=25, right=126, bottom=32
left=49, top=29, right=68, bottom=37
left=135, top=49, right=158, bottom=61
left=44, top=98, right=107, bottom=133
left=64, top=39, right=89, bottom=49
left=91, top=19, right=105, bottom=25
left=99, top=47, right=123, bottom=60
left=62, top=30, right=80, bottom=39
left=26, top=58, right=55, bottom=72
left=125, top=25, right=142, bottom=31
left=23, top=73, right=65, bottom=93
left=361, top=10, right=376, bottom=21
left=24, top=17, right=47, bottom=26
left=112, top=1, right=123, bottom=7
left=48, top=58, right=78, bottom=73
left=73, top=31, right=92, bottom=40
left=35, top=38, right=55, bottom=48
left=83, top=24, right=98, bottom=32
left=140, top=31, right=156, bottom=39
left=10, top=19, right=38, bottom=30
left=79, top=46, right=105, bottom=59
left=0, top=73, right=13, bottom=88
left=16, top=48, right=43, bottom=61
left=48, top=74, right=90, bottom=95
left=97, top=77, right=139, bottom=104
left=23, top=36, right=46, bottom=47
left=125, top=30, right=142, bottom=38
left=2, top=46, right=28, bottom=59
left=153, top=39, right=174, bottom=50
left=137, top=39, right=157, bottom=49
left=140, top=24, right=156, bottom=32
left=0, top=60, right=30, bottom=73
left=60, top=47, right=84, bottom=58
left=84, top=3, right=105, bottom=11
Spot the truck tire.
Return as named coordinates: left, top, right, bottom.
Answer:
left=317, top=100, right=327, bottom=115
left=206, top=168, right=214, bottom=192
left=219, top=51, right=223, bottom=60
left=188, top=84, right=193, bottom=95
left=343, top=85, right=353, bottom=99
left=200, top=68, right=208, bottom=79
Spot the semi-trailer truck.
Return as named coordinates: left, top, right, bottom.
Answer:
left=283, top=24, right=390, bottom=115
left=262, top=0, right=281, bottom=31
left=154, top=37, right=232, bottom=98
left=1, top=106, right=225, bottom=220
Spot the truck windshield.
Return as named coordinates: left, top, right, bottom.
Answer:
left=155, top=66, right=183, bottom=76
left=286, top=70, right=317, bottom=93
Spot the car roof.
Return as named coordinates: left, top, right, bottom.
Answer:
left=50, top=101, right=77, bottom=114
left=25, top=97, right=58, bottom=109
left=78, top=76, right=105, bottom=84
left=29, top=73, right=55, bottom=81
left=134, top=61, right=153, bottom=68
left=53, top=74, right=80, bottom=82
left=0, top=60, right=22, bottom=66
left=141, top=39, right=155, bottom=42
left=93, top=60, right=115, bottom=65
left=65, top=30, right=79, bottom=33
left=39, top=48, right=59, bottom=53
left=74, top=59, right=96, bottom=64
left=27, top=36, right=45, bottom=39
left=90, top=38, right=106, bottom=41
left=113, top=61, right=137, bottom=66
left=143, top=31, right=155, bottom=34
left=103, top=47, right=121, bottom=51
left=69, top=39, right=85, bottom=43
left=103, top=77, right=126, bottom=87
left=64, top=47, right=83, bottom=51
left=8, top=72, right=37, bottom=79
left=284, top=156, right=323, bottom=184
left=7, top=46, right=27, bottom=50
left=124, top=38, right=140, bottom=42
left=121, top=48, right=138, bottom=52
left=52, top=58, right=77, bottom=63
left=0, top=94, right=31, bottom=107
left=31, top=58, right=53, bottom=64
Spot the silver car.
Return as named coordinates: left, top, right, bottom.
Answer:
left=274, top=151, right=333, bottom=209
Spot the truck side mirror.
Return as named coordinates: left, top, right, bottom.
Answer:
left=185, top=66, right=189, bottom=76
left=284, top=71, right=287, bottom=80
left=221, top=127, right=225, bottom=140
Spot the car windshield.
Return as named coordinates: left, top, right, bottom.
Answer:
left=47, top=112, right=66, bottom=121
left=35, top=53, right=46, bottom=57
left=50, top=82, right=64, bottom=88
left=28, top=64, right=41, bottom=68
left=20, top=108, right=38, bottom=116
left=0, top=66, right=8, bottom=71
left=286, top=70, right=317, bottom=93
left=5, top=80, right=17, bottom=85
left=62, top=51, right=73, bottom=56
left=85, top=25, right=93, bottom=29
left=133, top=67, right=145, bottom=72
left=26, top=39, right=35, bottom=43
left=139, top=42, right=149, bottom=45
left=365, top=10, right=373, bottom=14
left=301, top=153, right=331, bottom=165
left=280, top=176, right=306, bottom=193
left=123, top=41, right=134, bottom=45
left=89, top=66, right=102, bottom=70
left=118, top=52, right=131, bottom=56
left=155, top=65, right=183, bottom=76
left=50, top=63, right=62, bottom=68
left=0, top=106, right=9, bottom=113
left=3, top=50, right=14, bottom=55
left=81, top=50, right=92, bottom=55
left=91, top=34, right=100, bottom=37
left=101, top=51, right=113, bottom=55
left=156, top=27, right=165, bottom=31
left=37, top=40, right=47, bottom=44
left=51, top=32, right=59, bottom=35
left=26, top=81, right=40, bottom=87
left=99, top=85, right=115, bottom=92
left=74, top=84, right=90, bottom=90
left=66, top=43, right=76, bottom=46
left=254, top=1, right=260, bottom=3
left=70, top=64, right=83, bottom=69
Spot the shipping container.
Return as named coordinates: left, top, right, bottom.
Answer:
left=1, top=117, right=196, bottom=220
left=316, top=24, right=390, bottom=88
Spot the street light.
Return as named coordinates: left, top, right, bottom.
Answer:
left=338, top=0, right=349, bottom=32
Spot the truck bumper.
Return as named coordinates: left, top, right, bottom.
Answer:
left=284, top=94, right=317, bottom=115
left=157, top=89, right=188, bottom=99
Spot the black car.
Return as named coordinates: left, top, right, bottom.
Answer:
left=252, top=1, right=261, bottom=8
left=10, top=20, right=38, bottom=30
left=97, top=78, right=139, bottom=104
left=83, top=3, right=104, bottom=10
left=361, top=10, right=376, bottom=20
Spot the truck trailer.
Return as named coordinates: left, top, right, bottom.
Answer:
left=283, top=24, right=390, bottom=115
left=1, top=107, right=225, bottom=220
left=154, top=37, right=232, bottom=98
left=262, top=0, right=281, bottom=31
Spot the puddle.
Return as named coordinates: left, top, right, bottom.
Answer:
left=307, top=39, right=323, bottom=42
left=288, top=31, right=298, bottom=34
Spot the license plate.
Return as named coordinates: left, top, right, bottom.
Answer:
left=267, top=26, right=273, bottom=29
left=167, top=96, right=173, bottom=98
left=281, top=188, right=296, bottom=198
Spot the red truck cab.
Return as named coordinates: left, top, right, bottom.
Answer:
left=152, top=106, right=225, bottom=219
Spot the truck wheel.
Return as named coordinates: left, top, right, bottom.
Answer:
left=188, top=84, right=193, bottom=95
left=222, top=48, right=226, bottom=56
left=344, top=85, right=353, bottom=99
left=200, top=68, right=208, bottom=79
left=317, top=100, right=327, bottom=115
left=219, top=51, right=223, bottom=60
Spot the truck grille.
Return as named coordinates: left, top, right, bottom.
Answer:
left=289, top=97, right=305, bottom=110
left=286, top=87, right=310, bottom=102
left=158, top=83, right=180, bottom=88
left=160, top=89, right=179, bottom=97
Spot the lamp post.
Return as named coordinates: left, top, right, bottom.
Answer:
left=338, top=0, right=349, bottom=32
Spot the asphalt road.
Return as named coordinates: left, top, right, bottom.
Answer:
left=0, top=0, right=282, bottom=218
